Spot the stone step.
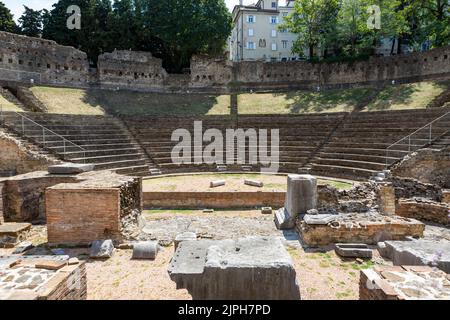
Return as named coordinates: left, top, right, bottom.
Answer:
left=310, top=164, right=377, bottom=180
left=91, top=159, right=147, bottom=170
left=315, top=158, right=386, bottom=171
left=70, top=153, right=145, bottom=164
left=318, top=152, right=400, bottom=163
left=62, top=147, right=142, bottom=158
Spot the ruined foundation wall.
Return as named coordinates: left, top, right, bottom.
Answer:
left=396, top=198, right=450, bottom=225
left=0, top=129, right=58, bottom=175
left=0, top=32, right=89, bottom=86
left=390, top=177, right=443, bottom=202
left=391, top=148, right=450, bottom=188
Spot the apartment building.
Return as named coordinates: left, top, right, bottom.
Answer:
left=229, top=0, right=302, bottom=62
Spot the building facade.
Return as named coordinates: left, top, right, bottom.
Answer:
left=229, top=0, right=301, bottom=62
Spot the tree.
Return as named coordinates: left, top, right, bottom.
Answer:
left=142, top=0, right=232, bottom=72
left=0, top=1, right=17, bottom=33
left=405, top=0, right=450, bottom=49
left=18, top=6, right=43, bottom=37
left=280, top=0, right=339, bottom=59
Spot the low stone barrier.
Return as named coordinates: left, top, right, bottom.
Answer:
left=396, top=198, right=450, bottom=225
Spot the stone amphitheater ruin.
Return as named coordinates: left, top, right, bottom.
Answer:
left=0, top=31, right=449, bottom=300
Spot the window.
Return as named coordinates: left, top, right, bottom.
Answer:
left=270, top=16, right=278, bottom=24
left=271, top=43, right=277, bottom=51
left=247, top=42, right=256, bottom=50
left=248, top=29, right=254, bottom=36
left=282, top=40, right=288, bottom=49
left=271, top=30, right=277, bottom=37
left=280, top=28, right=287, bottom=33
left=247, top=15, right=255, bottom=23
left=271, top=2, right=277, bottom=8
left=282, top=12, right=288, bottom=17
left=259, top=39, right=267, bottom=47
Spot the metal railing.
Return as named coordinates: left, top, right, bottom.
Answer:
left=0, top=105, right=86, bottom=162
left=385, top=109, right=450, bottom=168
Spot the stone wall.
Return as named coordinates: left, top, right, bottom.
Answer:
left=443, top=190, right=450, bottom=204
left=0, top=129, right=58, bottom=175
left=396, top=198, right=450, bottom=225
left=0, top=181, right=4, bottom=224
left=1, top=31, right=450, bottom=93
left=391, top=148, right=450, bottom=188
left=0, top=32, right=89, bottom=86
left=97, top=50, right=168, bottom=90
left=46, top=171, right=142, bottom=245
left=2, top=171, right=79, bottom=222
left=390, top=177, right=442, bottom=202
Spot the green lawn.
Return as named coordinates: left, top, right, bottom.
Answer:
left=237, top=87, right=374, bottom=114
left=0, top=93, right=23, bottom=112
left=30, top=86, right=231, bottom=116
left=363, top=81, right=450, bottom=112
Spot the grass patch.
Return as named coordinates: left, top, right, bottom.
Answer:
left=351, top=260, right=375, bottom=270
left=30, top=86, right=231, bottom=116
left=238, top=88, right=374, bottom=114
left=0, top=94, right=22, bottom=112
left=364, top=81, right=450, bottom=112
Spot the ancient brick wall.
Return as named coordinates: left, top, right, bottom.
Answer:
left=396, top=198, right=450, bottom=225
left=376, top=183, right=396, bottom=215
left=443, top=190, right=450, bottom=204
left=190, top=54, right=233, bottom=88
left=2, top=171, right=79, bottom=222
left=97, top=50, right=169, bottom=90
left=0, top=128, right=58, bottom=175
left=390, top=177, right=443, bottom=201
left=0, top=32, right=89, bottom=86
left=46, top=172, right=142, bottom=245
left=391, top=148, right=450, bottom=188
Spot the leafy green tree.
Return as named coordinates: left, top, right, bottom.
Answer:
left=280, top=0, right=339, bottom=59
left=142, top=0, right=232, bottom=72
left=0, top=1, right=17, bottom=33
left=18, top=6, right=43, bottom=37
left=405, top=0, right=449, bottom=49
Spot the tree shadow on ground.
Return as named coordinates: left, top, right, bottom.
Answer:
left=364, top=84, right=419, bottom=112
left=274, top=88, right=377, bottom=114
left=81, top=89, right=231, bottom=117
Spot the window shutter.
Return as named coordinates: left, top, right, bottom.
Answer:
left=246, top=15, right=249, bottom=23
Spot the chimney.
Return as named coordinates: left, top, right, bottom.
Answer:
left=239, top=0, right=243, bottom=6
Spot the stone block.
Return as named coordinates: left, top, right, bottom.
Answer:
left=380, top=239, right=450, bottom=273
left=210, top=180, right=225, bottom=188
left=174, top=232, right=197, bottom=251
left=303, top=214, right=337, bottom=225
left=89, top=240, right=115, bottom=259
left=132, top=241, right=159, bottom=260
left=335, top=243, right=373, bottom=258
left=35, top=260, right=68, bottom=271
left=48, top=163, right=94, bottom=175
left=261, top=207, right=272, bottom=215
left=244, top=179, right=263, bottom=188
left=12, top=241, right=33, bottom=254
left=274, top=208, right=295, bottom=230
left=168, top=237, right=301, bottom=300
left=285, top=174, right=317, bottom=217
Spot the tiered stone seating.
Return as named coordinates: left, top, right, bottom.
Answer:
left=237, top=114, right=346, bottom=172
left=311, top=108, right=450, bottom=180
left=1, top=112, right=156, bottom=176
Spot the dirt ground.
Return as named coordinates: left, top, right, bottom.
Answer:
left=143, top=173, right=353, bottom=192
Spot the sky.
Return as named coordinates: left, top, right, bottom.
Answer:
left=3, top=0, right=249, bottom=21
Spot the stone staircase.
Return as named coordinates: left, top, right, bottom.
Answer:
left=0, top=112, right=159, bottom=176
left=431, top=131, right=450, bottom=149
left=310, top=107, right=450, bottom=180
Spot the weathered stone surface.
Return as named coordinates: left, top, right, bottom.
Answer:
left=174, top=232, right=197, bottom=251
left=379, top=239, right=450, bottom=273
left=304, top=214, right=337, bottom=225
left=396, top=198, right=450, bottom=225
left=89, top=240, right=115, bottom=259
left=210, top=180, right=225, bottom=188
left=35, top=260, right=67, bottom=271
left=376, top=183, right=396, bottom=215
left=261, top=207, right=272, bottom=215
left=274, top=208, right=295, bottom=230
left=0, top=222, right=31, bottom=248
left=12, top=241, right=33, bottom=254
left=131, top=241, right=159, bottom=260
left=48, top=163, right=94, bottom=175
left=168, top=237, right=301, bottom=300
left=443, top=189, right=450, bottom=204
left=285, top=174, right=317, bottom=217
left=244, top=179, right=263, bottom=188
left=335, top=243, right=373, bottom=258
left=360, top=265, right=450, bottom=300
left=299, top=212, right=425, bottom=247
